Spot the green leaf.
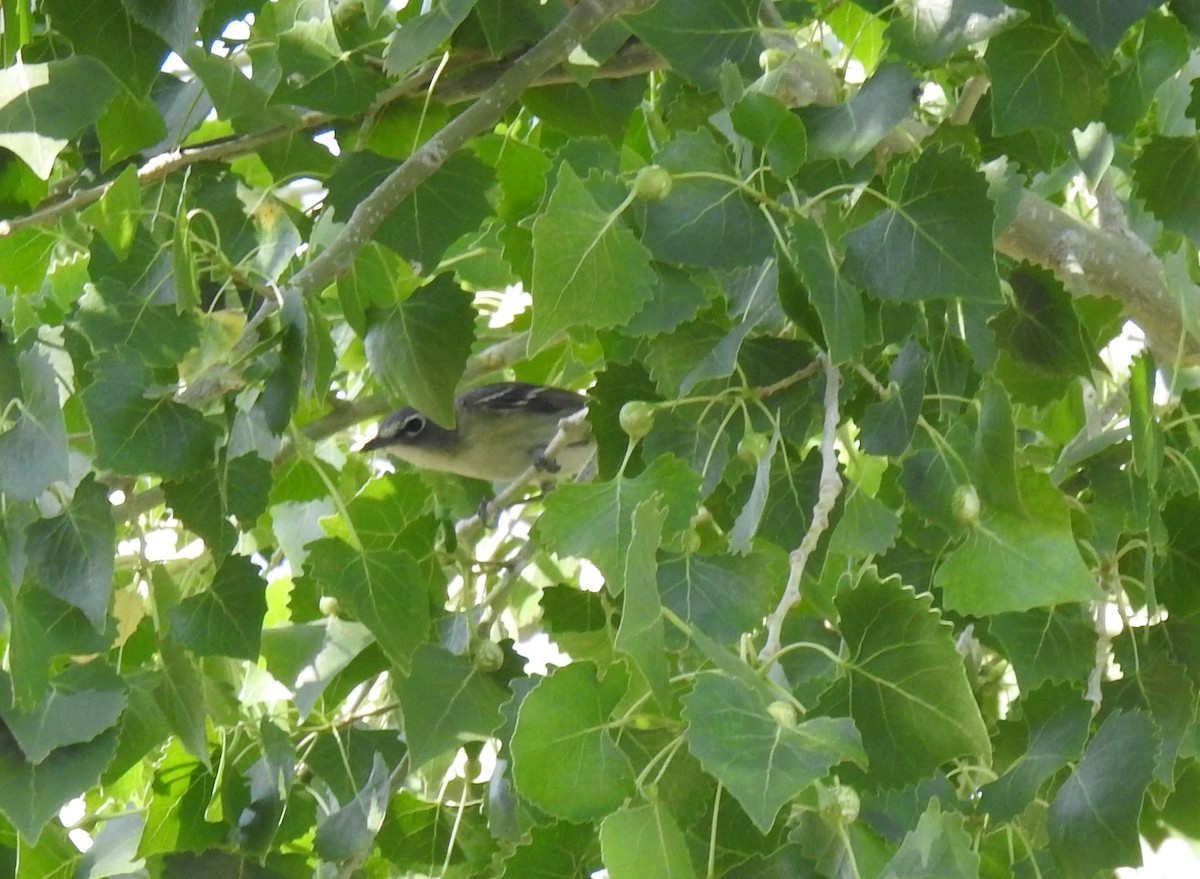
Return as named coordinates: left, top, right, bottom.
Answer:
left=0, top=725, right=119, bottom=843
left=337, top=241, right=418, bottom=337
left=314, top=752, right=391, bottom=860
left=801, top=63, right=917, bottom=163
left=986, top=21, right=1107, bottom=134
left=1129, top=351, right=1162, bottom=485
left=393, top=644, right=508, bottom=768
left=1131, top=136, right=1200, bottom=243
left=626, top=0, right=760, bottom=90
left=1103, top=14, right=1190, bottom=135
left=1048, top=711, right=1158, bottom=878
left=845, top=148, right=1001, bottom=304
left=138, top=738, right=223, bottom=856
left=818, top=571, right=991, bottom=787
left=6, top=587, right=112, bottom=708
left=979, top=685, right=1091, bottom=822
left=888, top=0, right=1025, bottom=64
left=730, top=92, right=807, bottom=178
left=154, top=634, right=211, bottom=767
left=860, top=339, right=928, bottom=456
left=537, top=455, right=701, bottom=593
left=613, top=499, right=671, bottom=707
left=642, top=130, right=775, bottom=270
left=529, top=163, right=656, bottom=352
left=0, top=670, right=125, bottom=764
left=75, top=277, right=200, bottom=367
left=260, top=619, right=375, bottom=720
left=0, top=347, right=68, bottom=501
left=1051, top=0, right=1155, bottom=55
left=502, top=819, right=606, bottom=878
left=934, top=471, right=1101, bottom=615
left=511, top=662, right=636, bottom=821
left=880, top=798, right=980, bottom=879
left=25, top=475, right=115, bottom=629
left=988, top=606, right=1096, bottom=688
left=970, top=378, right=1025, bottom=516
left=658, top=547, right=786, bottom=645
left=81, top=353, right=219, bottom=479
left=829, top=489, right=900, bottom=556
left=121, top=0, right=201, bottom=50
left=94, top=86, right=166, bottom=169
left=179, top=45, right=278, bottom=125
left=305, top=539, right=432, bottom=673
left=992, top=264, right=1098, bottom=393
left=0, top=226, right=56, bottom=295
left=600, top=801, right=697, bottom=879
left=729, top=423, right=780, bottom=552
left=683, top=672, right=865, bottom=832
left=0, top=57, right=119, bottom=179
left=79, top=164, right=142, bottom=257
left=785, top=216, right=865, bottom=365
left=363, top=275, right=474, bottom=428
left=273, top=22, right=387, bottom=116
left=326, top=150, right=494, bottom=271
left=383, top=0, right=480, bottom=76
left=162, top=452, right=272, bottom=561
left=166, top=555, right=267, bottom=660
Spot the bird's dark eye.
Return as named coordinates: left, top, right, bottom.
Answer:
left=400, top=413, right=426, bottom=437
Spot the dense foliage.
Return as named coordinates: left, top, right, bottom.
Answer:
left=4, top=0, right=1200, bottom=876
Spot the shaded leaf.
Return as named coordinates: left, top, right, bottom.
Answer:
left=987, top=20, right=1107, bottom=134
left=988, top=606, right=1096, bottom=688
left=659, top=547, right=786, bottom=645
left=642, top=129, right=776, bottom=270
left=1048, top=711, right=1158, bottom=878
left=1051, top=0, right=1155, bottom=56
left=818, top=571, right=991, bottom=787
left=801, top=63, right=917, bottom=164
left=363, top=276, right=474, bottom=428
left=980, top=685, right=1091, bottom=822
left=82, top=353, right=219, bottom=480
left=880, top=798, right=981, bottom=879
left=25, top=475, right=115, bottom=629
left=305, top=539, right=433, bottom=673
left=394, top=644, right=508, bottom=768
left=0, top=725, right=120, bottom=843
left=845, top=148, right=1001, bottom=304
left=0, top=347, right=68, bottom=501
left=314, top=752, right=391, bottom=860
left=860, top=339, right=928, bottom=456
left=626, top=0, right=760, bottom=90
left=683, top=672, right=865, bottom=832
left=167, top=554, right=267, bottom=660
left=537, top=455, right=701, bottom=593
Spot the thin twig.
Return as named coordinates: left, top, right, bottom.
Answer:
left=759, top=353, right=843, bottom=668
left=0, top=41, right=663, bottom=240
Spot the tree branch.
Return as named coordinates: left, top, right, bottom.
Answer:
left=759, top=354, right=842, bottom=671
left=994, top=186, right=1200, bottom=363
left=0, top=40, right=663, bottom=240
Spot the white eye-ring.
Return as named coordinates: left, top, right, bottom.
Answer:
left=400, top=413, right=427, bottom=437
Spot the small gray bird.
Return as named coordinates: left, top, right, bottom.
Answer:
left=361, top=382, right=595, bottom=483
